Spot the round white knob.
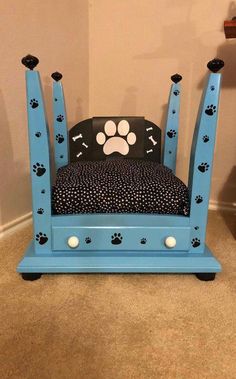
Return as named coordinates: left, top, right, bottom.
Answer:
left=67, top=236, right=79, bottom=248
left=165, top=236, right=176, bottom=248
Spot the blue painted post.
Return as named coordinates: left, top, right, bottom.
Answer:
left=188, top=59, right=224, bottom=252
left=162, top=74, right=182, bottom=173
left=21, top=55, right=52, bottom=253
left=51, top=72, right=68, bottom=170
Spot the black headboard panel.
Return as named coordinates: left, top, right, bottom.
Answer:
left=69, top=117, right=161, bottom=162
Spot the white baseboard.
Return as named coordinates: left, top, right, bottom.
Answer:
left=209, top=200, right=235, bottom=213
left=0, top=212, right=32, bottom=239
left=0, top=201, right=234, bottom=239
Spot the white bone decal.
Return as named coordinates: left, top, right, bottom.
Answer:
left=72, top=134, right=83, bottom=142
left=146, top=149, right=153, bottom=154
left=146, top=127, right=153, bottom=131
left=82, top=142, right=88, bottom=148
left=148, top=135, right=157, bottom=146
left=76, top=152, right=83, bottom=158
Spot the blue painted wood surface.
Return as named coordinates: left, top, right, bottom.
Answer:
left=25, top=70, right=52, bottom=253
left=52, top=214, right=190, bottom=227
left=17, top=242, right=221, bottom=274
left=52, top=80, right=69, bottom=170
left=163, top=82, right=181, bottom=173
left=188, top=72, right=221, bottom=253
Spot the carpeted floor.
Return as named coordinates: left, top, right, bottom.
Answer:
left=0, top=210, right=235, bottom=379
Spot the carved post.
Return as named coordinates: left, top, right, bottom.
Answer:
left=22, top=55, right=52, bottom=253
left=188, top=58, right=224, bottom=252
left=163, top=73, right=182, bottom=174
left=51, top=72, right=69, bottom=170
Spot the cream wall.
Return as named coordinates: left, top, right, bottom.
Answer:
left=0, top=0, right=235, bottom=229
left=89, top=0, right=236, bottom=207
left=0, top=0, right=89, bottom=229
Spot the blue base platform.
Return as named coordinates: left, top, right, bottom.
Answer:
left=17, top=242, right=221, bottom=274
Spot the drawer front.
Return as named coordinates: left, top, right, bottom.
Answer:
left=52, top=227, right=191, bottom=252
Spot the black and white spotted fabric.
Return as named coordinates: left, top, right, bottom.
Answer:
left=52, top=159, right=190, bottom=215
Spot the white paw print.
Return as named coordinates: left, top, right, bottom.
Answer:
left=96, top=120, right=136, bottom=155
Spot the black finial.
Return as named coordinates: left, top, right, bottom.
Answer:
left=21, top=54, right=39, bottom=70
left=51, top=72, right=63, bottom=81
left=171, top=74, right=182, bottom=83
left=207, top=58, right=224, bottom=73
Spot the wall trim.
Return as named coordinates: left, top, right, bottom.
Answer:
left=0, top=200, right=234, bottom=239
left=0, top=212, right=32, bottom=239
left=209, top=200, right=235, bottom=213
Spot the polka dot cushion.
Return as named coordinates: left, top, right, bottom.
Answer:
left=52, top=159, right=190, bottom=215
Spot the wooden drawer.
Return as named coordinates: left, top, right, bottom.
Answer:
left=52, top=226, right=191, bottom=252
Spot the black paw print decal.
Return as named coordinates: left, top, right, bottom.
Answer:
left=205, top=104, right=216, bottom=116
left=85, top=237, right=91, bottom=244
left=167, top=129, right=176, bottom=138
left=111, top=233, right=123, bottom=245
left=140, top=238, right=147, bottom=245
left=37, top=208, right=44, bottom=214
left=30, top=99, right=39, bottom=109
left=195, top=195, right=203, bottom=204
left=191, top=238, right=200, bottom=248
left=41, top=189, right=45, bottom=194
left=194, top=226, right=199, bottom=230
left=173, top=90, right=180, bottom=96
left=33, top=163, right=46, bottom=177
left=56, top=114, right=64, bottom=122
left=56, top=134, right=64, bottom=144
left=35, top=132, right=41, bottom=138
left=198, top=162, right=209, bottom=173
left=36, top=232, right=48, bottom=245
left=202, top=135, right=209, bottom=143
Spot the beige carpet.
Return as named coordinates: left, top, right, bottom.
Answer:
left=0, top=210, right=235, bottom=379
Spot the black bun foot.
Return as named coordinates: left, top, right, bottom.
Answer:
left=195, top=273, right=216, bottom=281
left=21, top=273, right=42, bottom=281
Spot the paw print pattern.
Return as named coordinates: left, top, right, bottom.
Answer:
left=167, top=130, right=176, bottom=138
left=56, top=114, right=64, bottom=122
left=191, top=238, right=200, bottom=248
left=37, top=208, right=44, bottom=214
left=85, top=237, right=91, bottom=244
left=205, top=104, right=216, bottom=116
left=36, top=232, right=48, bottom=245
left=56, top=134, right=64, bottom=144
left=35, top=132, right=41, bottom=138
left=198, top=162, right=209, bottom=173
left=111, top=233, right=123, bottom=245
left=30, top=99, right=39, bottom=109
left=194, top=226, right=199, bottom=230
left=202, top=135, right=209, bottom=143
left=173, top=90, right=180, bottom=96
left=33, top=163, right=46, bottom=177
left=195, top=195, right=203, bottom=204
left=96, top=120, right=136, bottom=156
left=140, top=238, right=147, bottom=245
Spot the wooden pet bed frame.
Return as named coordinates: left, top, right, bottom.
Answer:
left=17, top=55, right=224, bottom=281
